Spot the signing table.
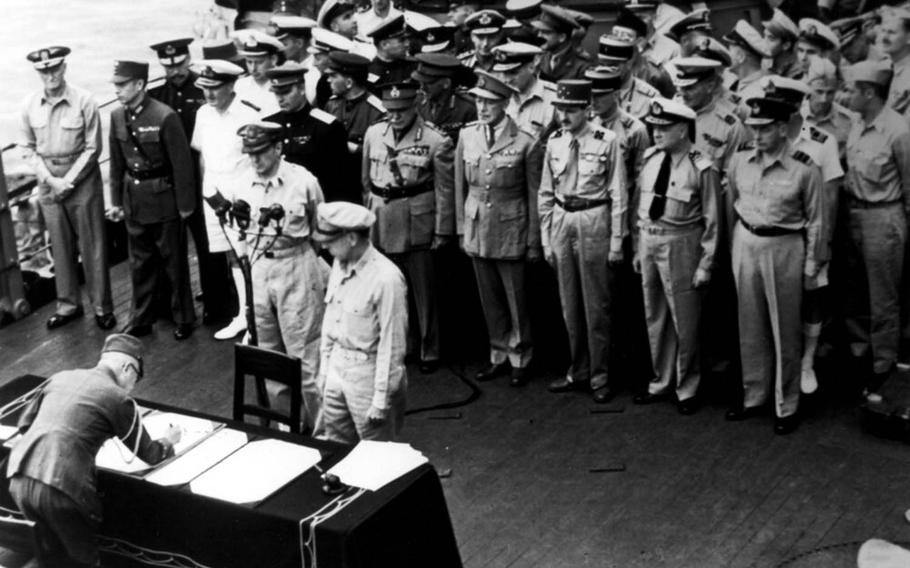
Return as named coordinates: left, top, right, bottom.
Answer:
left=0, top=375, right=462, bottom=568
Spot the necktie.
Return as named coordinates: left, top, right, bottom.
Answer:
left=648, top=152, right=672, bottom=221
left=485, top=124, right=494, bottom=148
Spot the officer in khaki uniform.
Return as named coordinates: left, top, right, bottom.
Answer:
left=725, top=97, right=823, bottom=435
left=597, top=35, right=660, bottom=120
left=492, top=42, right=557, bottom=142
left=843, top=61, right=910, bottom=393
left=455, top=71, right=541, bottom=386
left=459, top=10, right=506, bottom=72
left=632, top=98, right=720, bottom=414
left=532, top=4, right=590, bottom=83
left=540, top=80, right=627, bottom=403
left=107, top=61, right=196, bottom=341
left=412, top=53, right=477, bottom=142
left=314, top=202, right=408, bottom=444
left=362, top=81, right=455, bottom=372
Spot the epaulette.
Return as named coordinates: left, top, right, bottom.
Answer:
left=728, top=93, right=742, bottom=105
left=310, top=108, right=336, bottom=124
left=792, top=150, right=812, bottom=164
left=423, top=121, right=446, bottom=136
left=620, top=114, right=635, bottom=129
left=541, top=80, right=556, bottom=92
left=702, top=132, right=724, bottom=147
left=457, top=50, right=473, bottom=61
left=736, top=140, right=754, bottom=152
left=593, top=129, right=605, bottom=140
left=240, top=99, right=261, bottom=112
left=550, top=128, right=564, bottom=139
left=722, top=113, right=736, bottom=125
left=808, top=125, right=828, bottom=143
left=643, top=145, right=661, bottom=160
left=366, top=94, right=385, bottom=113
left=689, top=149, right=713, bottom=171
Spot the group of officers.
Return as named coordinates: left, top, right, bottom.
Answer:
left=16, top=0, right=910, bottom=461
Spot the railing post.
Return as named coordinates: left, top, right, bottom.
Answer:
left=0, top=151, right=31, bottom=324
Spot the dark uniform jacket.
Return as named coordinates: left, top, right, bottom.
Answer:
left=416, top=91, right=477, bottom=143
left=265, top=104, right=352, bottom=202
left=538, top=45, right=590, bottom=83
left=109, top=95, right=195, bottom=225
left=368, top=57, right=417, bottom=91
left=148, top=73, right=206, bottom=138
left=7, top=367, right=173, bottom=518
left=326, top=91, right=387, bottom=203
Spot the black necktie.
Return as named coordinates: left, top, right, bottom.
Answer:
left=648, top=152, right=672, bottom=221
left=485, top=124, right=495, bottom=148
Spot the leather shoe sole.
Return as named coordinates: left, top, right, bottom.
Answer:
left=547, top=378, right=589, bottom=393
left=124, top=324, right=153, bottom=338
left=47, top=308, right=84, bottom=329
left=173, top=324, right=194, bottom=341
left=476, top=363, right=509, bottom=382
left=592, top=387, right=616, bottom=404
left=95, top=313, right=117, bottom=330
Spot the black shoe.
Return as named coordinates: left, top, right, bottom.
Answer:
left=95, top=313, right=117, bottom=330
left=592, top=386, right=617, bottom=404
left=47, top=308, right=84, bottom=329
left=725, top=405, right=763, bottom=422
left=509, top=367, right=530, bottom=387
left=124, top=324, right=153, bottom=338
left=419, top=360, right=440, bottom=374
left=476, top=362, right=509, bottom=382
left=677, top=397, right=699, bottom=415
left=633, top=391, right=669, bottom=405
left=195, top=292, right=204, bottom=302
left=173, top=324, right=194, bottom=341
left=774, top=414, right=799, bottom=435
left=547, top=377, right=589, bottom=393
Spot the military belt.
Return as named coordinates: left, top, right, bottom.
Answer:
left=126, top=165, right=169, bottom=181
left=371, top=181, right=434, bottom=200
left=847, top=196, right=902, bottom=210
left=554, top=195, right=608, bottom=212
left=738, top=218, right=801, bottom=237
left=42, top=153, right=79, bottom=166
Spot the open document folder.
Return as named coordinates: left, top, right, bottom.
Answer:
left=328, top=441, right=428, bottom=491
left=95, top=411, right=222, bottom=474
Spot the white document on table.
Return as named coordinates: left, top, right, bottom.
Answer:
left=95, top=411, right=222, bottom=474
left=189, top=439, right=322, bottom=504
left=145, top=428, right=249, bottom=487
left=328, top=441, right=428, bottom=491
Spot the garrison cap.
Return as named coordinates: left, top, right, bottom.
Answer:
left=613, top=8, right=648, bottom=38
left=381, top=81, right=420, bottom=110
left=644, top=97, right=696, bottom=126
left=238, top=121, right=283, bottom=153
left=111, top=60, right=149, bottom=83
left=327, top=51, right=370, bottom=83
left=318, top=0, right=357, bottom=28
left=270, top=15, right=317, bottom=39
left=692, top=36, right=732, bottom=67
left=27, top=46, right=70, bottom=71
left=149, top=38, right=193, bottom=66
left=201, top=39, right=243, bottom=64
left=598, top=35, right=636, bottom=63
left=418, top=25, right=456, bottom=52
left=553, top=79, right=591, bottom=106
left=492, top=41, right=542, bottom=71
left=762, top=8, right=799, bottom=42
left=744, top=97, right=796, bottom=126
left=723, top=20, right=771, bottom=59
left=585, top=67, right=623, bottom=94
left=313, top=201, right=376, bottom=241
left=624, top=0, right=659, bottom=11
left=760, top=75, right=809, bottom=106
left=844, top=59, right=894, bottom=88
left=672, top=56, right=721, bottom=87
left=411, top=53, right=462, bottom=82
left=666, top=8, right=712, bottom=43
left=235, top=29, right=285, bottom=57
left=367, top=13, right=408, bottom=41
left=533, top=5, right=581, bottom=35
left=465, top=10, right=506, bottom=35
left=308, top=28, right=354, bottom=54
left=265, top=62, right=307, bottom=92
left=805, top=56, right=837, bottom=85
left=798, top=18, right=839, bottom=51
left=469, top=69, right=516, bottom=100
left=192, top=59, right=245, bottom=88
left=102, top=333, right=145, bottom=377
left=505, top=0, right=543, bottom=21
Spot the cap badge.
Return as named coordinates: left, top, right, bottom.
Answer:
left=165, top=45, right=176, bottom=56
left=203, top=65, right=214, bottom=77
left=39, top=49, right=50, bottom=61
left=750, top=102, right=761, bottom=116
left=245, top=39, right=258, bottom=49
left=426, top=32, right=435, bottom=42
left=650, top=100, right=663, bottom=116
left=806, top=25, right=817, bottom=36
left=479, top=13, right=491, bottom=25
left=390, top=85, right=400, bottom=98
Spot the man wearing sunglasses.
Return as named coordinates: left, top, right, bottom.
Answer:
left=6, top=334, right=181, bottom=567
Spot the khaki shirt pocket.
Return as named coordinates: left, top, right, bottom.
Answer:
left=397, top=153, right=431, bottom=185
left=341, top=299, right=377, bottom=347
left=493, top=155, right=521, bottom=187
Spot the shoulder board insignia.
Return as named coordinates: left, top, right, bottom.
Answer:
left=240, top=99, right=261, bottom=112
left=643, top=146, right=661, bottom=160
left=702, top=132, right=724, bottom=147
left=367, top=73, right=380, bottom=84
left=310, top=108, right=336, bottom=124
left=728, top=93, right=741, bottom=104
left=593, top=129, right=605, bottom=140
left=620, top=114, right=634, bottom=129
left=792, top=150, right=812, bottom=164
left=723, top=114, right=736, bottom=125
left=550, top=128, right=563, bottom=139
left=809, top=126, right=828, bottom=143
left=541, top=80, right=556, bottom=92
left=689, top=150, right=712, bottom=171
left=737, top=141, right=754, bottom=152
left=366, top=95, right=385, bottom=113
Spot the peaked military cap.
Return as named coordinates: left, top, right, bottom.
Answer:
left=505, top=0, right=543, bottom=21
left=585, top=67, right=623, bottom=94
left=723, top=20, right=771, bottom=59
left=598, top=35, right=635, bottom=62
left=469, top=69, right=516, bottom=100
left=830, top=16, right=866, bottom=46
left=270, top=15, right=317, bottom=39
left=411, top=53, right=462, bottom=82
left=418, top=25, right=456, bottom=52
left=743, top=97, right=796, bottom=125
left=492, top=41, right=543, bottom=71
left=149, top=38, right=193, bottom=66
left=265, top=62, right=307, bottom=92
left=553, top=79, right=591, bottom=106
left=624, top=0, right=659, bottom=11
left=798, top=18, right=839, bottom=51
left=314, top=201, right=376, bottom=241
left=367, top=13, right=408, bottom=41
left=308, top=28, right=354, bottom=54
left=327, top=52, right=371, bottom=83
left=318, top=0, right=357, bottom=29
left=666, top=8, right=712, bottom=43
left=760, top=75, right=809, bottom=106
left=235, top=29, right=285, bottom=57
left=762, top=8, right=799, bottom=42
left=672, top=56, right=721, bottom=87
left=381, top=81, right=420, bottom=110
left=192, top=59, right=245, bottom=88
left=645, top=97, right=697, bottom=126
left=201, top=39, right=243, bottom=64
left=533, top=4, right=581, bottom=35
left=692, top=36, right=732, bottom=67
left=238, top=121, right=283, bottom=154
left=613, top=8, right=648, bottom=38
left=466, top=10, right=506, bottom=35
left=27, top=46, right=70, bottom=70
left=111, top=60, right=149, bottom=83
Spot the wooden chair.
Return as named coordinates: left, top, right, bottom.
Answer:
left=233, top=344, right=303, bottom=434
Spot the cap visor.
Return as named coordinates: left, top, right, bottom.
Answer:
left=242, top=142, right=274, bottom=154
left=744, top=117, right=775, bottom=126
left=492, top=62, right=523, bottom=72
left=471, top=27, right=502, bottom=35
left=468, top=87, right=506, bottom=100
left=111, top=74, right=135, bottom=84
left=597, top=54, right=629, bottom=63
left=383, top=99, right=414, bottom=110
left=422, top=42, right=448, bottom=53
left=530, top=20, right=553, bottom=32
left=553, top=99, right=588, bottom=107
left=312, top=228, right=345, bottom=242
left=643, top=116, right=677, bottom=126
left=673, top=77, right=700, bottom=88
left=160, top=55, right=189, bottom=66
left=411, top=69, right=445, bottom=83
left=195, top=77, right=225, bottom=88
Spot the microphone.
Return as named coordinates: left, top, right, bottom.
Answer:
left=204, top=190, right=232, bottom=220
left=231, top=199, right=252, bottom=231
left=258, top=203, right=285, bottom=228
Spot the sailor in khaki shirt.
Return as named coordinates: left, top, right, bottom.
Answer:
left=633, top=98, right=720, bottom=414
left=539, top=80, right=627, bottom=403
left=19, top=46, right=114, bottom=330
left=842, top=60, right=910, bottom=393
left=315, top=202, right=408, bottom=444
